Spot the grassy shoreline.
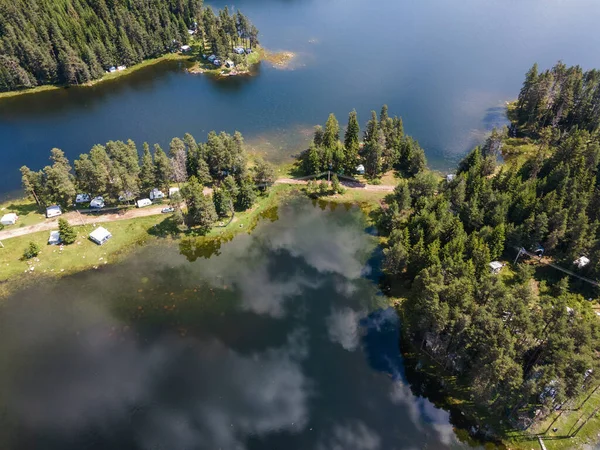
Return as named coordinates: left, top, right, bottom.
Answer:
left=0, top=184, right=386, bottom=298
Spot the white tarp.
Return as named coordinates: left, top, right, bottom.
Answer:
left=48, top=231, right=60, bottom=245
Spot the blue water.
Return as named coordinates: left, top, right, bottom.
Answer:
left=1, top=0, right=600, bottom=197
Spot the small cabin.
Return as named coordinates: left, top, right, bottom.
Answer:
left=180, top=45, right=191, bottom=53
left=89, top=226, right=112, bottom=245
left=356, top=164, right=365, bottom=175
left=446, top=174, right=455, bottom=182
left=48, top=231, right=60, bottom=245
left=90, top=197, right=105, bottom=208
left=136, top=198, right=152, bottom=208
left=0, top=213, right=18, bottom=225
left=46, top=205, right=62, bottom=218
left=149, top=188, right=165, bottom=200
left=574, top=256, right=590, bottom=268
left=224, top=60, right=235, bottom=69
left=489, top=261, right=504, bottom=274
left=76, top=193, right=91, bottom=203
left=169, top=187, right=180, bottom=198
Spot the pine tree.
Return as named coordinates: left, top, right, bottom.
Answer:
left=181, top=176, right=217, bottom=233
left=140, top=143, right=156, bottom=192
left=344, top=110, right=360, bottom=175
left=58, top=218, right=77, bottom=244
left=323, top=113, right=340, bottom=149
left=153, top=144, right=172, bottom=192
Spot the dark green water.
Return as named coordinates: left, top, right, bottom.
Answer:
left=0, top=200, right=484, bottom=449
left=2, top=0, right=600, bottom=197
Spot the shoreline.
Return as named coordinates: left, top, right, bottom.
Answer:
left=0, top=181, right=388, bottom=298
left=0, top=46, right=294, bottom=100
left=0, top=53, right=194, bottom=100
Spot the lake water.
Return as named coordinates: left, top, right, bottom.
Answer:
left=0, top=200, right=484, bottom=449
left=2, top=0, right=600, bottom=198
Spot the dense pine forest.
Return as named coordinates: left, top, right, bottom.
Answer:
left=0, top=0, right=258, bottom=92
left=301, top=105, right=427, bottom=179
left=19, top=131, right=275, bottom=232
left=380, top=62, right=600, bottom=432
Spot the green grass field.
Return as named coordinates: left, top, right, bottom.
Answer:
left=0, top=184, right=295, bottom=298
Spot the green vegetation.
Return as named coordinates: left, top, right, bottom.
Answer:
left=22, top=241, right=40, bottom=260
left=58, top=218, right=76, bottom=245
left=20, top=130, right=275, bottom=235
left=376, top=63, right=600, bottom=445
left=0, top=0, right=258, bottom=92
left=299, top=106, right=426, bottom=180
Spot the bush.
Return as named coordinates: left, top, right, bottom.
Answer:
left=23, top=241, right=40, bottom=260
left=318, top=180, right=330, bottom=196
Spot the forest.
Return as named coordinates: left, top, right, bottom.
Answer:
left=19, top=131, right=275, bottom=233
left=0, top=0, right=258, bottom=91
left=380, top=62, right=600, bottom=430
left=301, top=105, right=427, bottom=179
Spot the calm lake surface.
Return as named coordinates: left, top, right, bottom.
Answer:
left=0, top=200, right=483, bottom=449
left=2, top=0, right=600, bottom=197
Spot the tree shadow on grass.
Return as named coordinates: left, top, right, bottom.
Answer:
left=5, top=202, right=41, bottom=216
left=147, top=216, right=183, bottom=238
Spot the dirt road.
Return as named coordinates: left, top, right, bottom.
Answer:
left=0, top=182, right=393, bottom=241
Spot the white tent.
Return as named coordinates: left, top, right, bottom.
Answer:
left=89, top=227, right=112, bottom=245
left=356, top=164, right=365, bottom=175
left=169, top=187, right=180, bottom=198
left=48, top=231, right=60, bottom=245
left=0, top=213, right=18, bottom=225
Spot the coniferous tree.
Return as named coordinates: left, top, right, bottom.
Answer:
left=58, top=218, right=77, bottom=244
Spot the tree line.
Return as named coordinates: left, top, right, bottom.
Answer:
left=379, top=65, right=600, bottom=430
left=513, top=61, right=600, bottom=136
left=302, top=106, right=427, bottom=179
left=199, top=5, right=259, bottom=62
left=20, top=131, right=275, bottom=232
left=0, top=0, right=258, bottom=91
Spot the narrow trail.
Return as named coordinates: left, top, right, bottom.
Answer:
left=0, top=181, right=393, bottom=241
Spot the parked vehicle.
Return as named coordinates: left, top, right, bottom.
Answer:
left=161, top=207, right=175, bottom=214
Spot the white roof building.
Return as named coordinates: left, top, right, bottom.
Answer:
left=89, top=227, right=112, bottom=245
left=46, top=205, right=62, bottom=218
left=150, top=188, right=164, bottom=200
left=0, top=213, right=18, bottom=225
left=180, top=45, right=191, bottom=52
left=136, top=198, right=152, bottom=208
left=446, top=174, right=455, bottom=182
left=48, top=231, right=60, bottom=245
left=489, top=261, right=504, bottom=274
left=574, top=256, right=590, bottom=268
left=356, top=164, right=365, bottom=175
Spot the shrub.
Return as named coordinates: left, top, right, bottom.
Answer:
left=23, top=241, right=40, bottom=259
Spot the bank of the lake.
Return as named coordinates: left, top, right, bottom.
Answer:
left=0, top=183, right=387, bottom=298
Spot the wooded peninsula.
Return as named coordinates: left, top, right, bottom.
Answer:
left=0, top=0, right=259, bottom=92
